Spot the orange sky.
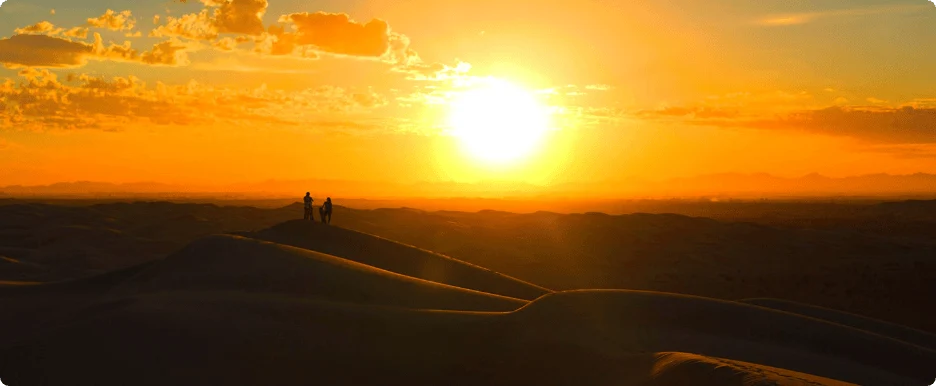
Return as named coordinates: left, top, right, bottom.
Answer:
left=1, top=0, right=936, bottom=194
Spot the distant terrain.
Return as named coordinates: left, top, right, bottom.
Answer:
left=4, top=172, right=936, bottom=200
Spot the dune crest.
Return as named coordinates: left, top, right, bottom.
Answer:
left=243, top=220, right=550, bottom=300
left=113, top=234, right=526, bottom=312
left=650, top=352, right=855, bottom=385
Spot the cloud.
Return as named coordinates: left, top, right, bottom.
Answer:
left=634, top=105, right=741, bottom=120
left=276, top=12, right=392, bottom=57
left=253, top=25, right=306, bottom=56
left=139, top=40, right=193, bottom=66
left=64, top=27, right=90, bottom=39
left=585, top=84, right=613, bottom=91
left=0, top=35, right=93, bottom=68
left=151, top=0, right=268, bottom=40
left=0, top=31, right=198, bottom=69
left=151, top=3, right=424, bottom=65
left=775, top=106, right=936, bottom=144
left=638, top=102, right=936, bottom=145
left=861, top=144, right=936, bottom=159
left=14, top=21, right=64, bottom=35
left=87, top=9, right=137, bottom=31
left=212, top=35, right=252, bottom=51
left=0, top=69, right=391, bottom=131
left=396, top=61, right=472, bottom=81
left=12, top=21, right=89, bottom=40
left=150, top=9, right=219, bottom=40
left=755, top=3, right=928, bottom=26
left=213, top=0, right=268, bottom=35
left=758, top=14, right=817, bottom=26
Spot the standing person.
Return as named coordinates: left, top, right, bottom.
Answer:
left=303, top=192, right=314, bottom=221
left=318, top=204, right=326, bottom=224
left=323, top=197, right=333, bottom=224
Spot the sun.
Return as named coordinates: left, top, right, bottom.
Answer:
left=447, top=79, right=551, bottom=164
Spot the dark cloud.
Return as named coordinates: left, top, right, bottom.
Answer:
left=140, top=40, right=192, bottom=66
left=778, top=106, right=936, bottom=144
left=214, top=0, right=268, bottom=35
left=636, top=104, right=936, bottom=144
left=0, top=33, right=193, bottom=69
left=0, top=34, right=93, bottom=68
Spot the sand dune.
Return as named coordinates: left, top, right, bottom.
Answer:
left=509, top=290, right=933, bottom=385
left=112, top=234, right=526, bottom=312
left=742, top=297, right=936, bottom=351
left=244, top=219, right=550, bottom=300
left=0, top=289, right=923, bottom=386
left=1, top=206, right=934, bottom=385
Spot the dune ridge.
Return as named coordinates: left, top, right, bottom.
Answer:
left=243, top=219, right=550, bottom=300
left=111, top=234, right=526, bottom=312
left=649, top=352, right=855, bottom=386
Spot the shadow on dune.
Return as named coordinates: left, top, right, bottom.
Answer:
left=508, top=290, right=933, bottom=385
left=0, top=292, right=868, bottom=386
left=742, top=297, right=936, bottom=351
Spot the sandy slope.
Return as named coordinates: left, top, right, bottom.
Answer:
left=742, top=298, right=936, bottom=351
left=243, top=219, right=550, bottom=300
left=0, top=290, right=921, bottom=386
left=509, top=290, right=934, bottom=385
left=112, top=234, right=527, bottom=312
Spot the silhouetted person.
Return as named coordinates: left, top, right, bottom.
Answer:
left=303, top=192, right=313, bottom=221
left=322, top=197, right=333, bottom=224
left=319, top=205, right=327, bottom=224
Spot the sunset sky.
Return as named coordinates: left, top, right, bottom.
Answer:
left=1, top=0, right=936, bottom=193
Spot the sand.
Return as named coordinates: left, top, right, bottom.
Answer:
left=0, top=207, right=934, bottom=385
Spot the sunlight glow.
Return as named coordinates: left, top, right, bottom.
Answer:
left=446, top=78, right=552, bottom=165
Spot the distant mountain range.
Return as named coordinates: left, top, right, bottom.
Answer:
left=634, top=172, right=936, bottom=197
left=1, top=173, right=936, bottom=198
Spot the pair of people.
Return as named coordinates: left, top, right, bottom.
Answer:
left=302, top=192, right=332, bottom=224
